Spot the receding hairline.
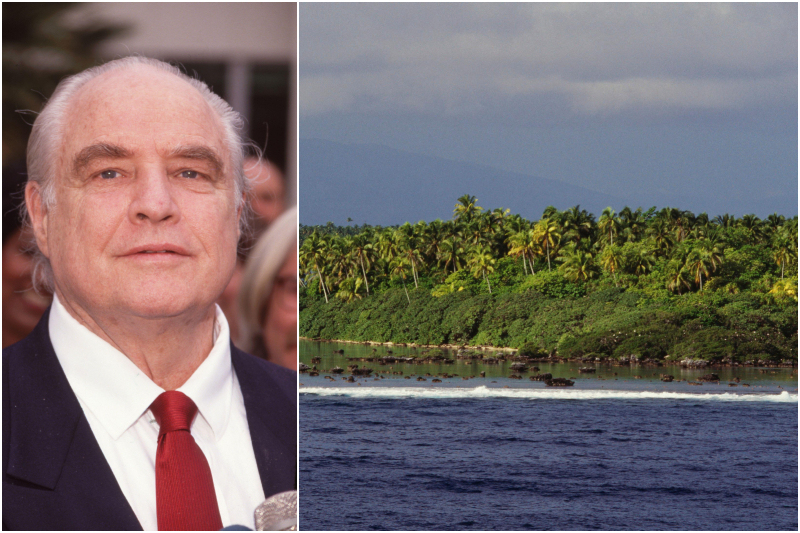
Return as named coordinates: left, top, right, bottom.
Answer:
left=60, top=65, right=232, bottom=177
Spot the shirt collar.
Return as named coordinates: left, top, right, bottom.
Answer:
left=49, top=294, right=233, bottom=441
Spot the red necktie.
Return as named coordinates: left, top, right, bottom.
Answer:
left=150, top=391, right=223, bottom=531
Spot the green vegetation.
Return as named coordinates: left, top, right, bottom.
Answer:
left=300, top=196, right=798, bottom=363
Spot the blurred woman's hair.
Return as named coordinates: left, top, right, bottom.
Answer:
left=237, top=206, right=297, bottom=357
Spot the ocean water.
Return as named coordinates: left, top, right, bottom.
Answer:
left=299, top=342, right=798, bottom=530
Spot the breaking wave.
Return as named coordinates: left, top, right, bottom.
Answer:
left=300, top=385, right=797, bottom=403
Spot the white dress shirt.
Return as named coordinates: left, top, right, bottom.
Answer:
left=49, top=294, right=266, bottom=530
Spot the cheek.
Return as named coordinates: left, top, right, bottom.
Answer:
left=264, top=292, right=296, bottom=334
left=49, top=194, right=125, bottom=261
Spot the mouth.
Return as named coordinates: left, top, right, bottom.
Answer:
left=124, top=244, right=190, bottom=256
left=122, top=244, right=191, bottom=262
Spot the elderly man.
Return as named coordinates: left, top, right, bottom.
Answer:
left=2, top=57, right=296, bottom=531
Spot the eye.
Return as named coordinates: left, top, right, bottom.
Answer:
left=100, top=170, right=120, bottom=179
left=180, top=170, right=199, bottom=179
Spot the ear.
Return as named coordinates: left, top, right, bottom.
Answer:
left=25, top=181, right=50, bottom=258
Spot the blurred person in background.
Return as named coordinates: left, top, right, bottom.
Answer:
left=246, top=155, right=287, bottom=231
left=2, top=163, right=51, bottom=348
left=217, top=155, right=288, bottom=341
left=238, top=206, right=297, bottom=370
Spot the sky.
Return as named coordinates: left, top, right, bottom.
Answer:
left=299, top=3, right=797, bottom=223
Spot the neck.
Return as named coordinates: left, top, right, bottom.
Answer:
left=56, top=292, right=217, bottom=390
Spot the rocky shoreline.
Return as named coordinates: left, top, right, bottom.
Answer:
left=300, top=336, right=798, bottom=369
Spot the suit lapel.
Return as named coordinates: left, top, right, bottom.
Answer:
left=231, top=345, right=297, bottom=498
left=3, top=309, right=142, bottom=530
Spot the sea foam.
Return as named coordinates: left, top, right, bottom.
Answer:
left=300, top=385, right=797, bottom=403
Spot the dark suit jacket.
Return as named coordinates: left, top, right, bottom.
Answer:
left=3, top=308, right=297, bottom=530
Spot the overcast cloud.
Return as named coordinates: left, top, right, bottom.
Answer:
left=300, top=3, right=797, bottom=219
left=301, top=3, right=796, bottom=121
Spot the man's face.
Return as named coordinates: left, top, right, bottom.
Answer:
left=29, top=66, right=240, bottom=322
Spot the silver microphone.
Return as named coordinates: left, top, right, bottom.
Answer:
left=254, top=490, right=297, bottom=531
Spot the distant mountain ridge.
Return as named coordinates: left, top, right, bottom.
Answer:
left=298, top=138, right=795, bottom=226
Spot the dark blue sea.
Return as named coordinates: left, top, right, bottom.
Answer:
left=300, top=386, right=797, bottom=530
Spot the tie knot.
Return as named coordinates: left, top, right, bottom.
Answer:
left=150, top=391, right=198, bottom=435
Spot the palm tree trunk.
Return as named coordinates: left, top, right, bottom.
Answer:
left=483, top=270, right=492, bottom=294
left=546, top=240, right=551, bottom=271
left=411, top=260, right=418, bottom=288
left=402, top=278, right=410, bottom=304
left=318, top=271, right=329, bottom=303
left=359, top=255, right=370, bottom=296
left=522, top=255, right=528, bottom=275
left=315, top=261, right=329, bottom=303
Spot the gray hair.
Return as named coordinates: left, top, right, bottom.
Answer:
left=237, top=206, right=297, bottom=357
left=24, top=56, right=255, bottom=293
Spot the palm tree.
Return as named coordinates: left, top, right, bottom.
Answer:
left=508, top=230, right=535, bottom=275
left=597, top=207, right=620, bottom=247
left=335, top=277, right=365, bottom=303
left=329, top=236, right=355, bottom=285
left=423, top=219, right=446, bottom=269
left=467, top=245, right=496, bottom=294
left=376, top=228, right=401, bottom=264
left=646, top=219, right=675, bottom=257
left=350, top=233, right=374, bottom=296
left=713, top=213, right=736, bottom=229
left=541, top=205, right=560, bottom=221
left=685, top=248, right=712, bottom=291
left=698, top=237, right=724, bottom=273
left=439, top=237, right=465, bottom=274
left=619, top=207, right=648, bottom=243
left=665, top=259, right=691, bottom=295
left=389, top=257, right=412, bottom=304
left=772, top=232, right=797, bottom=280
left=453, top=194, right=483, bottom=223
left=561, top=205, right=595, bottom=246
left=559, top=249, right=598, bottom=282
left=599, top=245, right=623, bottom=286
left=738, top=214, right=764, bottom=244
left=397, top=223, right=423, bottom=288
left=533, top=218, right=561, bottom=271
left=299, top=231, right=330, bottom=303
left=630, top=245, right=656, bottom=277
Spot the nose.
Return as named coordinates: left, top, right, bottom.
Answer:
left=128, top=167, right=180, bottom=224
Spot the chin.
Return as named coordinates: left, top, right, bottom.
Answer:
left=120, top=293, right=211, bottom=320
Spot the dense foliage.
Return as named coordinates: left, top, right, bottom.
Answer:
left=300, top=196, right=798, bottom=362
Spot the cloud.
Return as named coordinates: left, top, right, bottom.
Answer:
left=300, top=3, right=797, bottom=119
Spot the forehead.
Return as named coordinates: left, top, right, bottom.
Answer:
left=61, top=66, right=227, bottom=167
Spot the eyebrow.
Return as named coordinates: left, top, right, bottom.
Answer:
left=167, top=144, right=224, bottom=176
left=73, top=143, right=134, bottom=175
